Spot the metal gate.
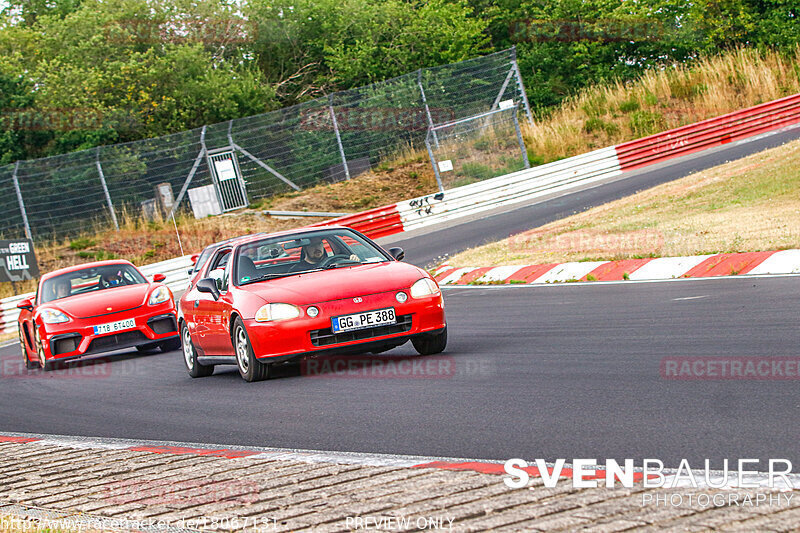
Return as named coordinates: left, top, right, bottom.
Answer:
left=207, top=149, right=248, bottom=212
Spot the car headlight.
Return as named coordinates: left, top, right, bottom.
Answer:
left=410, top=278, right=440, bottom=298
left=255, top=303, right=303, bottom=322
left=40, top=308, right=70, bottom=324
left=148, top=286, right=172, bottom=306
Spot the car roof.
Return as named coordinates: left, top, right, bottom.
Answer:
left=229, top=226, right=349, bottom=249
left=40, top=260, right=137, bottom=282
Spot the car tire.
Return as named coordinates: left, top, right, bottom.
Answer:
left=182, top=323, right=213, bottom=378
left=20, top=326, right=37, bottom=370
left=35, top=330, right=52, bottom=371
left=411, top=326, right=447, bottom=356
left=233, top=317, right=269, bottom=382
left=158, top=336, right=181, bottom=352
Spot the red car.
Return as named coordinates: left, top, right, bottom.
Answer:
left=17, top=260, right=180, bottom=370
left=179, top=226, right=447, bottom=382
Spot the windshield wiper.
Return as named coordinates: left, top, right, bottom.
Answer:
left=241, top=271, right=312, bottom=284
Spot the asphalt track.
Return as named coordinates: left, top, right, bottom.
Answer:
left=378, top=127, right=800, bottom=267
left=2, top=127, right=800, bottom=469
left=1, top=276, right=799, bottom=468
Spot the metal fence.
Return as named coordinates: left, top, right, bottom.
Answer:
left=425, top=105, right=530, bottom=191
left=0, top=47, right=531, bottom=241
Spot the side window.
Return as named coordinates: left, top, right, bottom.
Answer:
left=207, top=249, right=232, bottom=293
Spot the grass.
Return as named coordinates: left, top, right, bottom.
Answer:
left=521, top=46, right=800, bottom=163
left=445, top=138, right=800, bottom=268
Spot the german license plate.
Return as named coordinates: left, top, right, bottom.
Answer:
left=332, top=308, right=396, bottom=333
left=94, top=318, right=136, bottom=335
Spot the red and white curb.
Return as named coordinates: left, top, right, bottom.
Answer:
left=434, top=249, right=800, bottom=286
left=1, top=432, right=797, bottom=492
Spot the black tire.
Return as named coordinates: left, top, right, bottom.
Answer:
left=158, top=336, right=181, bottom=352
left=20, top=326, right=37, bottom=370
left=181, top=323, right=213, bottom=378
left=35, top=328, right=52, bottom=371
left=411, top=326, right=447, bottom=356
left=233, top=317, right=269, bottom=382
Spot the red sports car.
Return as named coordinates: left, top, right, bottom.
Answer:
left=179, top=226, right=447, bottom=382
left=17, top=260, right=180, bottom=370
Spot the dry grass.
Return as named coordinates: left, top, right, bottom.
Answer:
left=447, top=138, right=800, bottom=268
left=522, top=46, right=800, bottom=162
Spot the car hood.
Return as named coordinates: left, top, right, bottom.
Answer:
left=46, top=284, right=152, bottom=318
left=241, top=262, right=429, bottom=305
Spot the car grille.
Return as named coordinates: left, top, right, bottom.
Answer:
left=87, top=331, right=149, bottom=353
left=310, top=314, right=412, bottom=347
left=148, top=315, right=177, bottom=335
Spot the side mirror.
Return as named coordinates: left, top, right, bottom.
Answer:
left=191, top=254, right=199, bottom=263
left=152, top=273, right=166, bottom=283
left=196, top=278, right=220, bottom=301
left=16, top=299, right=33, bottom=311
left=389, top=247, right=405, bottom=261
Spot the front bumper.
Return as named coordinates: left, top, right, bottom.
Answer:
left=246, top=292, right=446, bottom=360
left=40, top=308, right=179, bottom=362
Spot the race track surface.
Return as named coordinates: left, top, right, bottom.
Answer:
left=2, top=276, right=799, bottom=468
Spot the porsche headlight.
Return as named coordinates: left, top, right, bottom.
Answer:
left=410, top=278, right=440, bottom=298
left=255, top=303, right=303, bottom=322
left=40, top=308, right=70, bottom=324
left=148, top=286, right=172, bottom=306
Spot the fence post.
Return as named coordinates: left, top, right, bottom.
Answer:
left=328, top=94, right=350, bottom=180
left=510, top=47, right=534, bottom=125
left=170, top=125, right=207, bottom=219
left=228, top=119, right=301, bottom=191
left=491, top=67, right=516, bottom=110
left=425, top=133, right=445, bottom=192
left=11, top=161, right=32, bottom=240
left=96, top=148, right=119, bottom=230
left=418, top=69, right=439, bottom=148
left=513, top=107, right=531, bottom=169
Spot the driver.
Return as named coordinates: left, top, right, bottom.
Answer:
left=102, top=270, right=125, bottom=288
left=53, top=278, right=71, bottom=300
left=290, top=237, right=359, bottom=272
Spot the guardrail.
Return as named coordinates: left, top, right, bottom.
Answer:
left=615, top=92, right=800, bottom=171
left=0, top=256, right=192, bottom=336
left=318, top=91, right=800, bottom=239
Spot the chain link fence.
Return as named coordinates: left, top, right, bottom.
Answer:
left=426, top=105, right=530, bottom=191
left=0, top=47, right=531, bottom=241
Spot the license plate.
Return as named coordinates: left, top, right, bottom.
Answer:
left=94, top=318, right=136, bottom=335
left=332, top=308, right=396, bottom=333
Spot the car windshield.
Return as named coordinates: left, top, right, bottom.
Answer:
left=40, top=264, right=147, bottom=303
left=235, top=229, right=390, bottom=285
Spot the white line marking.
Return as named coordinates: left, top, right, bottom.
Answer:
left=440, top=272, right=800, bottom=289
left=672, top=295, right=710, bottom=301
